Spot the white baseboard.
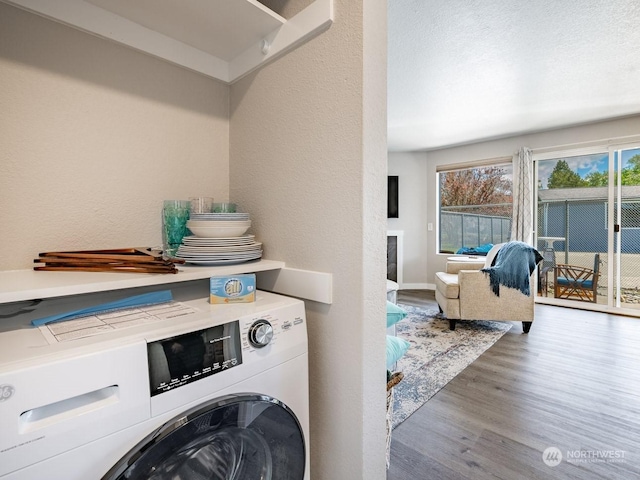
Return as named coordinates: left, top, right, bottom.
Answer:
left=399, top=283, right=434, bottom=290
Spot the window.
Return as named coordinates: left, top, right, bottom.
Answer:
left=438, top=162, right=513, bottom=254
left=536, top=152, right=609, bottom=254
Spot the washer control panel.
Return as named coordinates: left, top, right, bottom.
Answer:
left=248, top=319, right=274, bottom=348
left=239, top=305, right=305, bottom=354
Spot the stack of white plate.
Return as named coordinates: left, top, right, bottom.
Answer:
left=178, top=212, right=261, bottom=265
left=177, top=235, right=262, bottom=265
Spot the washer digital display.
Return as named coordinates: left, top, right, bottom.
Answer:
left=147, top=320, right=243, bottom=396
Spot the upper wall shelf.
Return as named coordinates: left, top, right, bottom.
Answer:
left=0, top=259, right=286, bottom=304
left=0, top=260, right=334, bottom=305
left=2, top=0, right=333, bottom=83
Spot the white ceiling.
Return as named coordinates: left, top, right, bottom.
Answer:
left=388, top=0, right=640, bottom=152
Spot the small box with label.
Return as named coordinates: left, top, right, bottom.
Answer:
left=209, top=274, right=256, bottom=304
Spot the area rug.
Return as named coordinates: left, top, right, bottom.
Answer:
left=391, top=304, right=512, bottom=429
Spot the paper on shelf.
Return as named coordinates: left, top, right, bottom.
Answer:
left=39, top=301, right=198, bottom=343
left=31, top=290, right=174, bottom=327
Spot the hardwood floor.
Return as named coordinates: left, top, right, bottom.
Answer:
left=387, top=289, right=640, bottom=480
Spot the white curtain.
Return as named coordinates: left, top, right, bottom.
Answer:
left=511, top=147, right=533, bottom=244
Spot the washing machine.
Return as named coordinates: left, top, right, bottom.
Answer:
left=0, top=290, right=309, bottom=479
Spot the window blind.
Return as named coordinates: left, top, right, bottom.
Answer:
left=435, top=156, right=513, bottom=173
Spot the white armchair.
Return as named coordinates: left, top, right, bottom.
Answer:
left=435, top=242, right=541, bottom=333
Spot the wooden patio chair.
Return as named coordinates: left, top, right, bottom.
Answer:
left=553, top=253, right=601, bottom=303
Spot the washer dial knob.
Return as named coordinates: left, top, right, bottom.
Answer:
left=248, top=319, right=273, bottom=348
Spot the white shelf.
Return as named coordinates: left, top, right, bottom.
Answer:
left=0, top=259, right=285, bottom=304
left=2, top=0, right=333, bottom=83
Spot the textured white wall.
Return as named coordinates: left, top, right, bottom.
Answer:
left=230, top=0, right=388, bottom=478
left=387, top=152, right=429, bottom=287
left=0, top=3, right=229, bottom=270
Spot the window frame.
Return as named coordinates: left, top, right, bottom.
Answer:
left=436, top=159, right=513, bottom=255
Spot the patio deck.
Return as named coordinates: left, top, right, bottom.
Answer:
left=538, top=251, right=640, bottom=307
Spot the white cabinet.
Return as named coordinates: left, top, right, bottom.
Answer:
left=2, top=0, right=333, bottom=83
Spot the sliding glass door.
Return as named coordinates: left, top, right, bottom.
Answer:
left=534, top=143, right=640, bottom=311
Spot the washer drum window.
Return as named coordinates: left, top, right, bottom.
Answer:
left=103, top=394, right=306, bottom=480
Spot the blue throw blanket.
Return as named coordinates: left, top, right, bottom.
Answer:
left=481, top=241, right=543, bottom=297
left=456, top=243, right=493, bottom=256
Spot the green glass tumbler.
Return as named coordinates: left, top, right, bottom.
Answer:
left=163, top=200, right=190, bottom=258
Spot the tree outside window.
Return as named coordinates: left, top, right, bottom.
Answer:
left=439, top=164, right=513, bottom=254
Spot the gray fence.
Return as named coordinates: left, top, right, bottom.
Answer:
left=440, top=209, right=511, bottom=254
left=538, top=200, right=640, bottom=254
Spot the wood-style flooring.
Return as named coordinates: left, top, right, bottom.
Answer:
left=387, top=289, right=640, bottom=480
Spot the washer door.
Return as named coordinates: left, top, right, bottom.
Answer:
left=103, top=394, right=305, bottom=480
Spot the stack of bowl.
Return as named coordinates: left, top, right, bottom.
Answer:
left=186, top=213, right=251, bottom=238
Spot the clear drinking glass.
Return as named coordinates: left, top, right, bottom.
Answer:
left=213, top=202, right=237, bottom=213
left=189, top=196, right=214, bottom=214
